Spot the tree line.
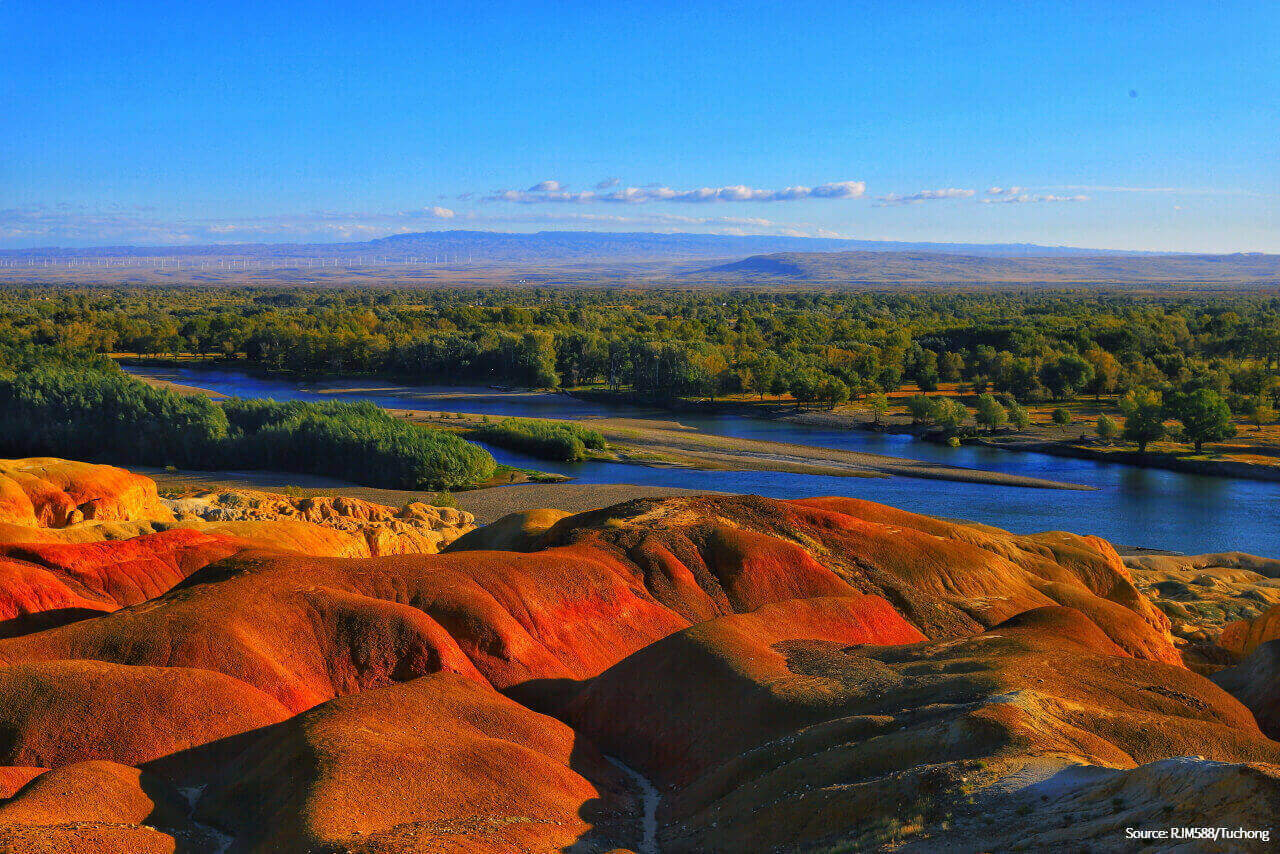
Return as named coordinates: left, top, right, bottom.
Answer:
left=3, top=285, right=1278, bottom=428
left=0, top=361, right=497, bottom=490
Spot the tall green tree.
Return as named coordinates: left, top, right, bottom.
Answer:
left=746, top=352, right=781, bottom=400
left=1040, top=355, right=1095, bottom=401
left=1120, top=387, right=1166, bottom=453
left=1169, top=388, right=1236, bottom=453
left=867, top=393, right=890, bottom=425
left=973, top=393, right=1008, bottom=433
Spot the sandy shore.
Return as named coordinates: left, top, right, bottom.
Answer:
left=397, top=409, right=1090, bottom=490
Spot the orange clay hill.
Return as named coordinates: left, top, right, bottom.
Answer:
left=0, top=462, right=1276, bottom=852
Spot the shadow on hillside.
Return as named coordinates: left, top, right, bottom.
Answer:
left=0, top=606, right=103, bottom=639
left=137, top=677, right=653, bottom=853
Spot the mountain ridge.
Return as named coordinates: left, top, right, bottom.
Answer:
left=0, top=229, right=1180, bottom=262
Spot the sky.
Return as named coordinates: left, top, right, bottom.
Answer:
left=1, top=1, right=1277, bottom=251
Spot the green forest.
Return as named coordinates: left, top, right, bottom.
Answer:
left=2, top=284, right=1279, bottom=456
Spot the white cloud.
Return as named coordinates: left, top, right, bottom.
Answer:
left=977, top=193, right=1090, bottom=204
left=986, top=186, right=1026, bottom=196
left=484, top=179, right=866, bottom=204
left=875, top=188, right=976, bottom=207
left=595, top=177, right=620, bottom=189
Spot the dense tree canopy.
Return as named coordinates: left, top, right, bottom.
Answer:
left=1, top=285, right=1276, bottom=457
left=2, top=286, right=1277, bottom=413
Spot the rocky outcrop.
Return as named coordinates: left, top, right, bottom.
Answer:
left=0, top=459, right=172, bottom=529
left=0, top=463, right=474, bottom=646
left=1221, top=603, right=1280, bottom=659
left=1214, top=603, right=1280, bottom=741
left=561, top=605, right=1280, bottom=852
left=0, top=529, right=246, bottom=635
left=195, top=673, right=636, bottom=853
left=445, top=507, right=570, bottom=552
left=164, top=489, right=475, bottom=556
left=1127, top=552, right=1280, bottom=647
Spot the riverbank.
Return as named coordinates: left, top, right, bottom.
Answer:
left=141, top=467, right=710, bottom=525
left=125, top=367, right=1090, bottom=491
left=976, top=437, right=1280, bottom=483
left=571, top=388, right=1280, bottom=485
left=122, top=360, right=1280, bottom=484
left=396, top=409, right=1090, bottom=490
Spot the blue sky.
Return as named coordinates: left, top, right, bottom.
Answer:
left=2, top=1, right=1276, bottom=250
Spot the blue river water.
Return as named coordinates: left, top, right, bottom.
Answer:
left=125, top=366, right=1280, bottom=557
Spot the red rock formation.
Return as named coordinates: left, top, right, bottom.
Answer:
left=1221, top=603, right=1280, bottom=658
left=561, top=603, right=1279, bottom=851
left=560, top=594, right=925, bottom=783
left=196, top=673, right=635, bottom=853
left=0, top=760, right=204, bottom=852
left=0, top=768, right=45, bottom=801
left=0, top=660, right=289, bottom=768
left=0, top=529, right=245, bottom=634
left=0, top=459, right=172, bottom=529
left=0, top=488, right=1273, bottom=852
left=539, top=495, right=1179, bottom=663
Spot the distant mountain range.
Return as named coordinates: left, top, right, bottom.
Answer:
left=3, top=230, right=1277, bottom=287
left=701, top=250, right=1280, bottom=285
left=1, top=229, right=1175, bottom=263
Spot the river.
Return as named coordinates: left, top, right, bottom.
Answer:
left=124, top=366, right=1280, bottom=557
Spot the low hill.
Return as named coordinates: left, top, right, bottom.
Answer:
left=703, top=249, right=1280, bottom=286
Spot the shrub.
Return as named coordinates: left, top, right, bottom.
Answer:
left=906, top=394, right=938, bottom=424
left=471, top=418, right=607, bottom=462
left=1096, top=414, right=1120, bottom=442
left=1007, top=402, right=1032, bottom=430
left=932, top=397, right=969, bottom=431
